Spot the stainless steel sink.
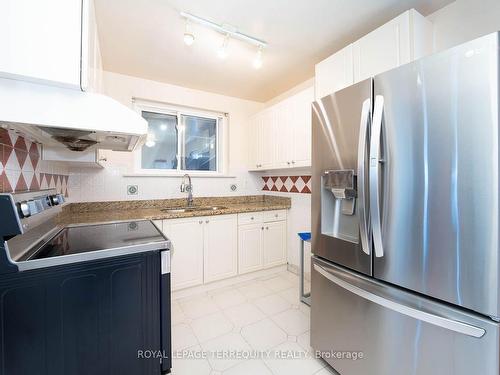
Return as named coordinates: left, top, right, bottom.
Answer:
left=161, top=206, right=227, bottom=213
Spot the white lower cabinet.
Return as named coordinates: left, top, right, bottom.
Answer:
left=238, top=223, right=264, bottom=274
left=263, top=221, right=287, bottom=268
left=203, top=215, right=238, bottom=283
left=160, top=211, right=286, bottom=291
left=238, top=211, right=287, bottom=274
left=162, top=217, right=204, bottom=291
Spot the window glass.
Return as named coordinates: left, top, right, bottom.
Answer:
left=141, top=111, right=178, bottom=170
left=182, top=115, right=217, bottom=171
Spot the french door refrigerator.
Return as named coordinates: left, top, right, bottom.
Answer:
left=311, top=32, right=500, bottom=375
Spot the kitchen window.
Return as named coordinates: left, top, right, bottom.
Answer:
left=135, top=101, right=227, bottom=175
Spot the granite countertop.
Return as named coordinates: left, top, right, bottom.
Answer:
left=57, top=195, right=291, bottom=226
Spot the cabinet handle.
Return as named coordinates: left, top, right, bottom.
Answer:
left=275, top=214, right=278, bottom=217
left=261, top=227, right=264, bottom=230
left=199, top=220, right=203, bottom=224
left=287, top=161, right=290, bottom=165
left=250, top=217, right=254, bottom=220
left=205, top=220, right=209, bottom=224
left=291, top=160, right=295, bottom=164
left=266, top=226, right=269, bottom=230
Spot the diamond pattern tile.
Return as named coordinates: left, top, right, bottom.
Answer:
left=0, top=129, right=11, bottom=146
left=261, top=175, right=311, bottom=194
left=0, top=129, right=69, bottom=195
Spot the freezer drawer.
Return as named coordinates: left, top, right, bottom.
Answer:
left=311, top=257, right=500, bottom=375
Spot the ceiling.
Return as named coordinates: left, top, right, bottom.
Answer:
left=94, top=0, right=453, bottom=102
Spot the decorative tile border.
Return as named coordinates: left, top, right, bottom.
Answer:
left=0, top=128, right=69, bottom=196
left=262, top=175, right=311, bottom=194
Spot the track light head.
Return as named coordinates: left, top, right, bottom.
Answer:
left=253, top=46, right=263, bottom=69
left=183, top=20, right=195, bottom=46
left=217, top=34, right=229, bottom=59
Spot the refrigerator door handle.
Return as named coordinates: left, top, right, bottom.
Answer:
left=370, top=95, right=384, bottom=258
left=314, top=264, right=486, bottom=338
left=357, top=98, right=371, bottom=255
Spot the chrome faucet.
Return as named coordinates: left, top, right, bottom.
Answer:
left=180, top=174, right=194, bottom=207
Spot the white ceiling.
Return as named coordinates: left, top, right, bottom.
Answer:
left=94, top=0, right=453, bottom=102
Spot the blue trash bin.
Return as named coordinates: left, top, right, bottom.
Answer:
left=298, top=232, right=311, bottom=306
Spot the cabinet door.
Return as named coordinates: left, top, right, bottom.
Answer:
left=204, top=215, right=238, bottom=283
left=315, top=44, right=354, bottom=100
left=248, top=113, right=263, bottom=170
left=352, top=11, right=411, bottom=83
left=81, top=0, right=103, bottom=93
left=274, top=101, right=291, bottom=169
left=163, top=218, right=204, bottom=291
left=263, top=221, right=287, bottom=268
left=261, top=109, right=275, bottom=169
left=0, top=0, right=83, bottom=88
left=291, top=87, right=314, bottom=167
left=238, top=223, right=264, bottom=274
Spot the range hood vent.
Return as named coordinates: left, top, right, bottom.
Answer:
left=42, top=128, right=97, bottom=151
left=0, top=77, right=148, bottom=152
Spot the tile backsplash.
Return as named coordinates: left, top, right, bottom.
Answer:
left=0, top=128, right=69, bottom=196
left=262, top=175, right=311, bottom=194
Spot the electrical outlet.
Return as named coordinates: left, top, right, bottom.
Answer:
left=127, top=185, right=138, bottom=195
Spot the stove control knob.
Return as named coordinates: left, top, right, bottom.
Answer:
left=50, top=194, right=62, bottom=206
left=18, top=201, right=31, bottom=218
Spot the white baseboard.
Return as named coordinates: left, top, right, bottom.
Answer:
left=172, top=264, right=288, bottom=300
left=287, top=263, right=299, bottom=275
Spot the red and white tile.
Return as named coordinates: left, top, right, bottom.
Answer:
left=262, top=175, right=311, bottom=194
left=0, top=128, right=69, bottom=196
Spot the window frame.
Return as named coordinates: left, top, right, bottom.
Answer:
left=133, top=100, right=228, bottom=177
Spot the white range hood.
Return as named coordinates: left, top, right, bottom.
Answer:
left=0, top=77, right=147, bottom=151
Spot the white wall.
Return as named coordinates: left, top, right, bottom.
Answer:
left=427, top=0, right=500, bottom=52
left=69, top=71, right=264, bottom=202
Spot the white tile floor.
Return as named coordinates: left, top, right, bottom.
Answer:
left=170, top=270, right=333, bottom=375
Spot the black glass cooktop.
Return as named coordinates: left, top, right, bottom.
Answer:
left=21, top=221, right=166, bottom=261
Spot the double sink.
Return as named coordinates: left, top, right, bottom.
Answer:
left=160, top=205, right=227, bottom=213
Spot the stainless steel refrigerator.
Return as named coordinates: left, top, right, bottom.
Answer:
left=311, top=32, right=500, bottom=375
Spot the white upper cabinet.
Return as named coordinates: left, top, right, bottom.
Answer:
left=0, top=0, right=102, bottom=92
left=315, top=9, right=433, bottom=99
left=261, top=109, right=276, bottom=169
left=248, top=86, right=314, bottom=171
left=291, top=87, right=314, bottom=167
left=81, top=0, right=103, bottom=93
left=315, top=44, right=354, bottom=100
left=352, top=9, right=433, bottom=83
left=248, top=112, right=263, bottom=170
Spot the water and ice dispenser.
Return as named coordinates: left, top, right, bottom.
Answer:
left=321, top=169, right=359, bottom=244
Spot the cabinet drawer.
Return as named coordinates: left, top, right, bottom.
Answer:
left=238, top=212, right=263, bottom=225
left=263, top=210, right=287, bottom=222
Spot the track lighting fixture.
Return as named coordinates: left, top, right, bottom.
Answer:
left=180, top=11, right=268, bottom=69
